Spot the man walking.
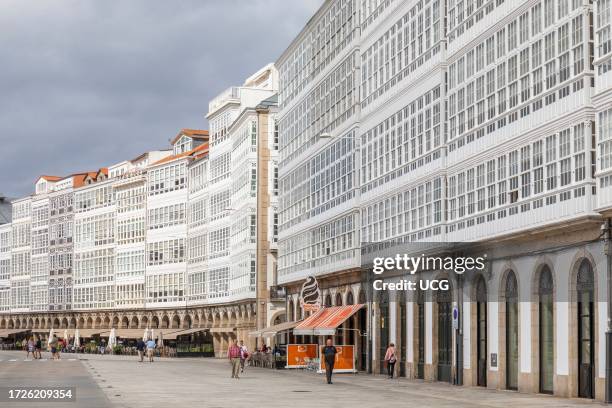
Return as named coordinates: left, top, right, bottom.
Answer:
left=146, top=338, right=156, bottom=363
left=323, top=338, right=337, bottom=384
left=228, top=339, right=241, bottom=379
left=136, top=338, right=146, bottom=363
left=239, top=340, right=249, bottom=374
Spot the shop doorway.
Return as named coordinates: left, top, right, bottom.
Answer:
left=577, top=259, right=594, bottom=399
left=437, top=289, right=452, bottom=383
left=417, top=289, right=425, bottom=379
left=505, top=271, right=519, bottom=390
left=379, top=291, right=389, bottom=374
left=475, top=275, right=487, bottom=387
left=538, top=266, right=554, bottom=394
left=358, top=290, right=367, bottom=371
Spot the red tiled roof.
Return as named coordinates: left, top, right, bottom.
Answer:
left=171, top=129, right=209, bottom=145
left=72, top=173, right=91, bottom=188
left=38, top=175, right=62, bottom=182
left=152, top=143, right=209, bottom=166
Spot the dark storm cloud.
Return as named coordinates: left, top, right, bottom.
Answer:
left=0, top=0, right=321, bottom=197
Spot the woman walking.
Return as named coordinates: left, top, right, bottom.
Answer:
left=35, top=337, right=42, bottom=359
left=384, top=343, right=397, bottom=379
left=26, top=337, right=35, bottom=359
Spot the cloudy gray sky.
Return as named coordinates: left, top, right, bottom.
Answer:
left=0, top=0, right=321, bottom=197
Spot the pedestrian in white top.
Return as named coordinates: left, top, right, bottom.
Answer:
left=239, top=340, right=249, bottom=373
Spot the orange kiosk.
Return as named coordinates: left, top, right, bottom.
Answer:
left=286, top=344, right=318, bottom=368
left=319, top=345, right=356, bottom=373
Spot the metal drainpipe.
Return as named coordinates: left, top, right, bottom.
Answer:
left=605, top=218, right=612, bottom=403
left=367, top=269, right=373, bottom=374
left=456, top=273, right=463, bottom=386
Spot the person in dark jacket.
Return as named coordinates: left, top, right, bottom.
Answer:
left=136, top=339, right=146, bottom=362
left=322, top=338, right=337, bottom=384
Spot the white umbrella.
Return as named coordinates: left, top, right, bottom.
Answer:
left=47, top=328, right=54, bottom=345
left=143, top=328, right=149, bottom=341
left=63, top=329, right=69, bottom=343
left=108, top=328, right=117, bottom=351
left=74, top=329, right=80, bottom=348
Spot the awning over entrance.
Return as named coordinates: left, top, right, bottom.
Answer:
left=209, top=327, right=235, bottom=334
left=102, top=329, right=149, bottom=339
left=248, top=320, right=301, bottom=338
left=73, top=329, right=105, bottom=338
left=293, top=304, right=365, bottom=336
left=0, top=329, right=31, bottom=338
left=97, top=328, right=182, bottom=338
left=165, top=328, right=209, bottom=340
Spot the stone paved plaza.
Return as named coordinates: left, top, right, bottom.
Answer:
left=0, top=350, right=607, bottom=408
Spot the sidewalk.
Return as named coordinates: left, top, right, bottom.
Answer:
left=82, top=355, right=605, bottom=408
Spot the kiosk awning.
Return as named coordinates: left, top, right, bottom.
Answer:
left=293, top=304, right=365, bottom=336
left=248, top=320, right=301, bottom=338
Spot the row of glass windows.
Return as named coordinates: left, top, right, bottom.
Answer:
left=117, top=217, right=145, bottom=245
left=361, top=0, right=441, bottom=107
left=146, top=272, right=184, bottom=303
left=278, top=213, right=357, bottom=275
left=448, top=12, right=587, bottom=142
left=147, top=204, right=185, bottom=230
left=278, top=0, right=357, bottom=109
left=448, top=123, right=594, bottom=221
left=49, top=192, right=73, bottom=216
left=115, top=283, right=145, bottom=306
left=147, top=163, right=187, bottom=195
left=361, top=177, right=443, bottom=243
left=11, top=251, right=30, bottom=278
left=10, top=280, right=30, bottom=309
left=0, top=230, right=10, bottom=253
left=74, top=212, right=115, bottom=248
left=115, top=184, right=146, bottom=213
left=279, top=134, right=356, bottom=231
left=116, top=250, right=145, bottom=279
left=279, top=51, right=359, bottom=165
left=75, top=185, right=113, bottom=212
left=147, top=239, right=185, bottom=266
left=189, top=160, right=208, bottom=194
left=73, top=248, right=115, bottom=284
left=49, top=251, right=72, bottom=273
left=31, top=204, right=49, bottom=228
left=11, top=223, right=30, bottom=248
left=72, top=284, right=114, bottom=310
left=12, top=201, right=30, bottom=220
left=361, top=85, right=441, bottom=191
left=49, top=221, right=72, bottom=245
left=31, top=229, right=48, bottom=255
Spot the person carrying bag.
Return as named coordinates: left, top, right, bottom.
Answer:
left=384, top=343, right=397, bottom=379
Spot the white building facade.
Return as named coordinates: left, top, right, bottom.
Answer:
left=0, top=222, right=11, bottom=313
left=277, top=0, right=612, bottom=401
left=1, top=67, right=281, bottom=355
